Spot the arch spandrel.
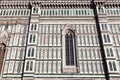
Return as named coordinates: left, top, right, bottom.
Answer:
left=62, top=24, right=75, bottom=36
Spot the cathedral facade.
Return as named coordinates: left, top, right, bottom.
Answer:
left=0, top=0, right=120, bottom=80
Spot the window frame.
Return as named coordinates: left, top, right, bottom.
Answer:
left=97, top=6, right=105, bottom=14
left=26, top=46, right=36, bottom=58
left=107, top=60, right=118, bottom=72
left=102, top=34, right=112, bottom=44
left=104, top=47, right=115, bottom=58
left=100, top=23, right=108, bottom=31
left=28, top=33, right=37, bottom=44
left=65, top=33, right=74, bottom=66
left=30, top=23, right=38, bottom=31
left=25, top=60, right=35, bottom=72
left=62, top=26, right=77, bottom=73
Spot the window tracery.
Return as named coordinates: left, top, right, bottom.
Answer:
left=62, top=27, right=77, bottom=73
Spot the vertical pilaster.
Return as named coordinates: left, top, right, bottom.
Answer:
left=22, top=3, right=40, bottom=80
left=21, top=3, right=32, bottom=80
left=92, top=0, right=110, bottom=80
left=97, top=2, right=120, bottom=80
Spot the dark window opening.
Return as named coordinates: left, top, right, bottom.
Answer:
left=65, top=33, right=74, bottom=66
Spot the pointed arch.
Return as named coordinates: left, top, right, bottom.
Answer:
left=62, top=26, right=77, bottom=73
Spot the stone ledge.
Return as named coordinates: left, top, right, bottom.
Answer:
left=0, top=78, right=107, bottom=80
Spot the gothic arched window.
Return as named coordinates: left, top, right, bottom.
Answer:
left=62, top=27, right=77, bottom=73
left=64, top=29, right=76, bottom=67
left=65, top=33, right=74, bottom=66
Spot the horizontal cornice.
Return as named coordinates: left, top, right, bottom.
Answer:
left=0, top=0, right=92, bottom=9
left=0, top=0, right=91, bottom=6
left=0, top=0, right=120, bottom=9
